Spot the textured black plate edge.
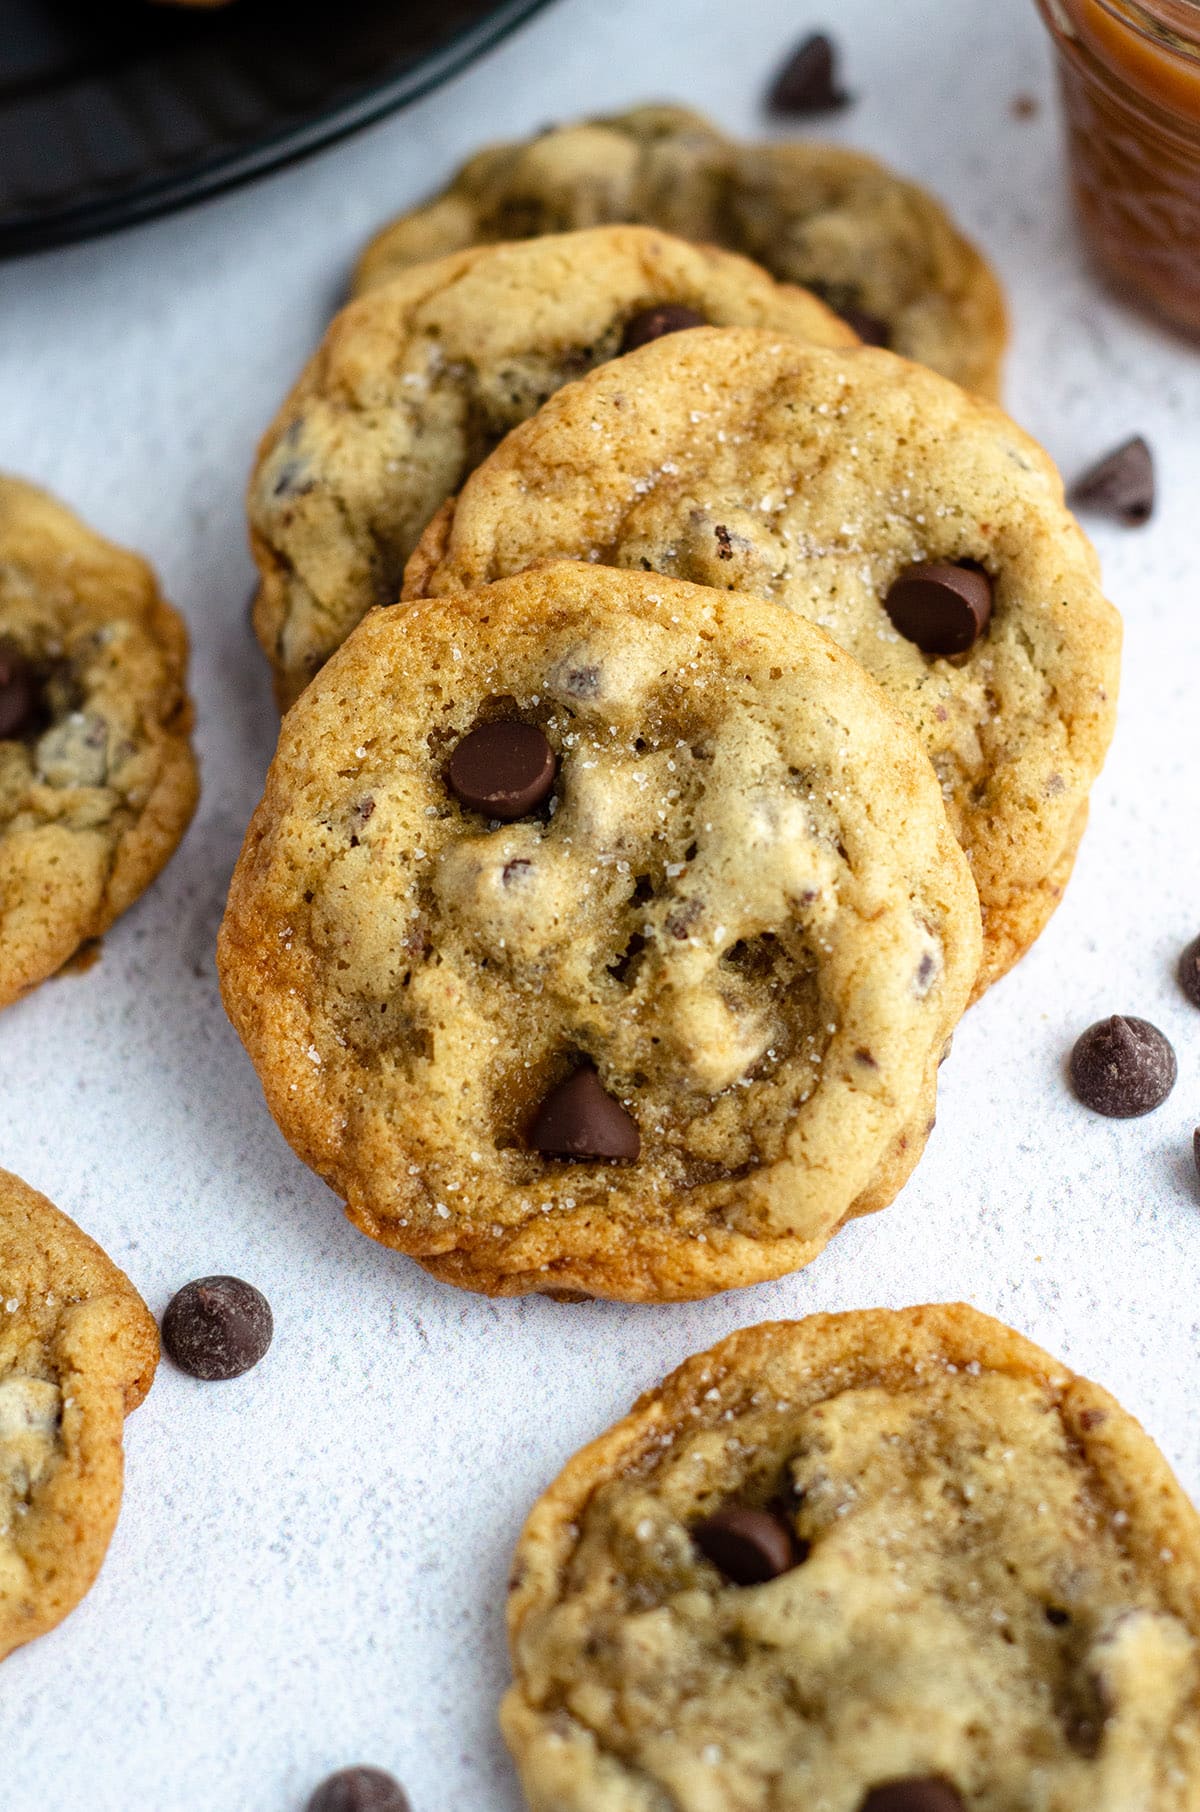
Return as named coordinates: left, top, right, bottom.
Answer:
left=1, top=0, right=556, bottom=259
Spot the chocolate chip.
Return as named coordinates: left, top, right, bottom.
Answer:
left=860, top=1782, right=965, bottom=1812
left=766, top=32, right=851, bottom=114
left=1178, top=935, right=1200, bottom=1007
left=1069, top=435, right=1154, bottom=525
left=306, top=1769, right=411, bottom=1812
left=1069, top=1016, right=1177, bottom=1117
left=162, top=1276, right=273, bottom=1380
left=839, top=305, right=890, bottom=347
left=692, top=1505, right=800, bottom=1584
left=531, top=1065, right=640, bottom=1162
left=620, top=304, right=707, bottom=353
left=1193, top=1126, right=1200, bottom=1187
left=0, top=640, right=38, bottom=740
left=885, top=562, right=993, bottom=656
left=714, top=523, right=734, bottom=560
left=447, top=721, right=556, bottom=820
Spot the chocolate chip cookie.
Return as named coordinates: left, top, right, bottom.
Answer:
left=0, top=477, right=199, bottom=1009
left=504, top=1303, right=1200, bottom=1810
left=353, top=104, right=1007, bottom=396
left=218, top=563, right=980, bottom=1302
left=405, top=331, right=1121, bottom=996
left=249, top=225, right=855, bottom=708
left=0, top=1168, right=158, bottom=1661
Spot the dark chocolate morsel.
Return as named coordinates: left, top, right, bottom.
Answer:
left=1069, top=1015, right=1177, bottom=1118
left=1069, top=435, right=1154, bottom=526
left=0, top=640, right=38, bottom=740
left=839, top=305, right=890, bottom=347
left=766, top=32, right=851, bottom=114
left=693, top=1504, right=800, bottom=1585
left=885, top=562, right=993, bottom=656
left=1178, top=934, right=1200, bottom=1008
left=531, top=1065, right=640, bottom=1162
left=620, top=304, right=708, bottom=354
left=306, top=1768, right=411, bottom=1812
left=447, top=720, right=556, bottom=820
left=162, top=1276, right=273, bottom=1380
left=860, top=1782, right=966, bottom=1812
left=1194, top=1127, right=1200, bottom=1188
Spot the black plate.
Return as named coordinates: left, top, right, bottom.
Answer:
left=0, top=0, right=554, bottom=258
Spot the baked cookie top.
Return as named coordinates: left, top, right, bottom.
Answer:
left=249, top=224, right=855, bottom=707
left=353, top=103, right=1007, bottom=397
left=0, top=477, right=199, bottom=1010
left=218, top=564, right=980, bottom=1302
left=406, top=331, right=1121, bottom=996
left=503, top=1303, right=1200, bottom=1811
left=0, top=1168, right=158, bottom=1661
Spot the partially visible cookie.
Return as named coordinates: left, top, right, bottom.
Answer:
left=504, top=1303, right=1200, bottom=1810
left=353, top=103, right=1007, bottom=396
left=249, top=225, right=855, bottom=707
left=219, top=563, right=980, bottom=1302
left=405, top=330, right=1121, bottom=996
left=0, top=1168, right=158, bottom=1661
left=0, top=477, right=199, bottom=1010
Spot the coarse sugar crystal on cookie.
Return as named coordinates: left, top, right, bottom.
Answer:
left=248, top=224, right=855, bottom=708
left=0, top=1168, right=158, bottom=1661
left=218, top=563, right=980, bottom=1302
left=405, top=330, right=1121, bottom=997
left=503, top=1303, right=1200, bottom=1811
left=0, top=476, right=198, bottom=1010
left=352, top=103, right=1007, bottom=396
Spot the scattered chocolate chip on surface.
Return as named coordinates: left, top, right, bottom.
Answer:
left=1069, top=1015, right=1177, bottom=1117
left=860, top=1782, right=966, bottom=1812
left=692, top=1504, right=800, bottom=1584
left=1178, top=934, right=1200, bottom=1007
left=531, top=1065, right=640, bottom=1162
left=884, top=562, right=993, bottom=656
left=1194, top=1127, right=1200, bottom=1187
left=620, top=303, right=707, bottom=353
left=306, top=1768, right=411, bottom=1812
left=1069, top=435, right=1155, bottom=525
left=447, top=720, right=556, bottom=820
left=0, top=641, right=37, bottom=740
left=162, top=1276, right=273, bottom=1380
left=766, top=31, right=851, bottom=114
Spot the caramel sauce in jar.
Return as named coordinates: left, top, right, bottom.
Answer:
left=1036, top=0, right=1200, bottom=334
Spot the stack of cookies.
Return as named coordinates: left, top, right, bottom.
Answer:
left=8, top=86, right=1200, bottom=1812
left=220, top=111, right=1121, bottom=1307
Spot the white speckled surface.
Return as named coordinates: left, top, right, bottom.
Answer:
left=1, top=0, right=1198, bottom=1806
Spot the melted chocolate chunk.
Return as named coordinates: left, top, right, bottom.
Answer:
left=693, top=1504, right=801, bottom=1584
left=447, top=720, right=556, bottom=820
left=885, top=562, right=993, bottom=656
left=860, top=1782, right=965, bottom=1812
left=0, top=640, right=38, bottom=740
left=531, top=1065, right=640, bottom=1162
left=620, top=304, right=708, bottom=353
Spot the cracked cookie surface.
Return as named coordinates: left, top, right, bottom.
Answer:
left=504, top=1303, right=1200, bottom=1812
left=0, top=477, right=199, bottom=1009
left=0, top=1168, right=158, bottom=1661
left=219, top=564, right=979, bottom=1301
left=353, top=103, right=1006, bottom=396
left=249, top=225, right=854, bottom=708
left=406, top=331, right=1120, bottom=996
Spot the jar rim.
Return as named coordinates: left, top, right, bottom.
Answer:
left=1072, top=0, right=1200, bottom=63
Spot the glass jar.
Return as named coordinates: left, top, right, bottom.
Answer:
left=1035, top=0, right=1200, bottom=336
